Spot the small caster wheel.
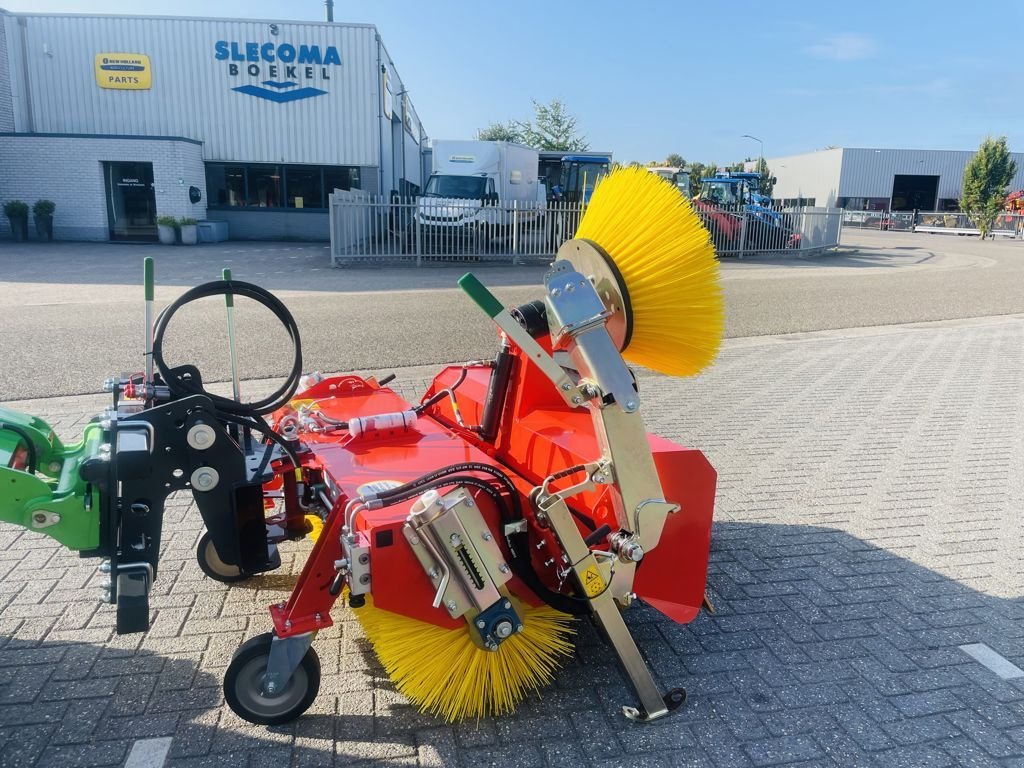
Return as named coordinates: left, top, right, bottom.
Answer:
left=224, top=632, right=321, bottom=725
left=196, top=531, right=249, bottom=583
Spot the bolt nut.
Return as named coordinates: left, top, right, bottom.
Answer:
left=449, top=533, right=462, bottom=547
left=98, top=561, right=111, bottom=574
left=446, top=600, right=457, bottom=612
left=190, top=466, right=220, bottom=492
left=494, top=620, right=514, bottom=639
left=359, top=573, right=370, bottom=585
left=476, top=619, right=486, bottom=629
left=550, top=287, right=561, bottom=297
left=498, top=562, right=509, bottom=573
left=481, top=531, right=493, bottom=541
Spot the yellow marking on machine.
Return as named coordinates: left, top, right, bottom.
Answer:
left=582, top=565, right=606, bottom=597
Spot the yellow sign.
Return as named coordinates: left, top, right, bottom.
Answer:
left=95, top=53, right=151, bottom=90
left=581, top=565, right=606, bottom=597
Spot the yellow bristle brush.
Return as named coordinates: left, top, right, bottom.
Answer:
left=573, top=166, right=723, bottom=377
left=355, top=595, right=575, bottom=722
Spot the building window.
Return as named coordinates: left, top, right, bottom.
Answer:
left=206, top=165, right=247, bottom=207
left=205, top=163, right=361, bottom=210
left=284, top=165, right=322, bottom=209
left=247, top=165, right=282, bottom=208
left=323, top=166, right=360, bottom=196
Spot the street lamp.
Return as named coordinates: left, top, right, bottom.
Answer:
left=741, top=134, right=764, bottom=171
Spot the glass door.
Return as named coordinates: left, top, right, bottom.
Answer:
left=105, top=162, right=157, bottom=241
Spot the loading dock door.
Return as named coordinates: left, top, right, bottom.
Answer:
left=891, top=174, right=939, bottom=211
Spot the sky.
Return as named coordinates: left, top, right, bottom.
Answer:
left=7, top=0, right=1023, bottom=165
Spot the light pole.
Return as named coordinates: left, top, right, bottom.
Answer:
left=741, top=134, right=764, bottom=172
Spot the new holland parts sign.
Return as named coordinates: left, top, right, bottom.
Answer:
left=95, top=53, right=152, bottom=89
left=214, top=40, right=341, bottom=103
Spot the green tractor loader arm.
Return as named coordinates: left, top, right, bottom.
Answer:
left=0, top=407, right=102, bottom=551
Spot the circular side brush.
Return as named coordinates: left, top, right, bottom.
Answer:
left=570, top=166, right=724, bottom=377
left=355, top=596, right=575, bottom=722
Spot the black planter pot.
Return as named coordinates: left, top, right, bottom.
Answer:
left=8, top=215, right=28, bottom=242
left=34, top=214, right=53, bottom=241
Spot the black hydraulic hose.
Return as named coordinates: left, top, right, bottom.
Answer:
left=217, top=412, right=301, bottom=470
left=0, top=423, right=37, bottom=474
left=152, top=280, right=302, bottom=416
left=415, top=366, right=468, bottom=414
left=371, top=461, right=522, bottom=520
left=371, top=464, right=591, bottom=615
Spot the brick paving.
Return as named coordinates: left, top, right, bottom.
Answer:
left=2, top=315, right=1024, bottom=767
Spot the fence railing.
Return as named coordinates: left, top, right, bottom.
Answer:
left=329, top=192, right=843, bottom=266
left=330, top=192, right=578, bottom=266
left=842, top=209, right=1024, bottom=237
left=695, top=204, right=844, bottom=257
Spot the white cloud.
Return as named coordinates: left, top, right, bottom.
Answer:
left=803, top=33, right=876, bottom=61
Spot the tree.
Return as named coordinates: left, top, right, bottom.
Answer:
left=515, top=99, right=589, bottom=152
left=753, top=157, right=775, bottom=198
left=961, top=136, right=1017, bottom=239
left=664, top=153, right=686, bottom=169
left=476, top=121, right=522, bottom=143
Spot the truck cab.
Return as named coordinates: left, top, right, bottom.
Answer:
left=647, top=166, right=691, bottom=197
left=552, top=156, right=610, bottom=204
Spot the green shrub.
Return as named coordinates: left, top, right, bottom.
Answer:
left=3, top=200, right=29, bottom=218
left=178, top=217, right=198, bottom=226
left=156, top=215, right=179, bottom=227
left=32, top=199, right=56, bottom=217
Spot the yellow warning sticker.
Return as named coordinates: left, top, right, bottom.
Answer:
left=581, top=565, right=606, bottom=597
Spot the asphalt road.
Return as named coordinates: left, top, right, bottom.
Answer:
left=1, top=230, right=1023, bottom=400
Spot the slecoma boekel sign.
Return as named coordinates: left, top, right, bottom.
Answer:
left=214, top=41, right=342, bottom=103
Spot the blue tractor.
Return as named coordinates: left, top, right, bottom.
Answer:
left=693, top=171, right=796, bottom=253
left=548, top=155, right=611, bottom=245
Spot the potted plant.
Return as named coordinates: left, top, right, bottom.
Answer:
left=3, top=200, right=29, bottom=242
left=32, top=200, right=56, bottom=241
left=178, top=217, right=198, bottom=245
left=157, top=215, right=178, bottom=245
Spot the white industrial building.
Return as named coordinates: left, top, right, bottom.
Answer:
left=0, top=9, right=426, bottom=241
left=765, top=147, right=1024, bottom=212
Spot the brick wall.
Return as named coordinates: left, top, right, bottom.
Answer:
left=0, top=135, right=206, bottom=240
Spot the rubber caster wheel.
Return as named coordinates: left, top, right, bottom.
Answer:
left=196, top=531, right=250, bottom=583
left=224, top=632, right=321, bottom=725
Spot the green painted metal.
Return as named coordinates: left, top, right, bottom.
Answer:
left=0, top=407, right=101, bottom=551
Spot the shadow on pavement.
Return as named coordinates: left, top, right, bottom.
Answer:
left=3, top=520, right=1023, bottom=766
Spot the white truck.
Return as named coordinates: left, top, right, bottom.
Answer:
left=416, top=140, right=545, bottom=247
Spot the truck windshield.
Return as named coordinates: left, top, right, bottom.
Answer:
left=699, top=181, right=742, bottom=206
left=559, top=162, right=609, bottom=201
left=423, top=175, right=487, bottom=200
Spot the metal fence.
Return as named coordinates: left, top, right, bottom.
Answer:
left=842, top=209, right=1024, bottom=237
left=329, top=191, right=844, bottom=266
left=330, top=191, right=577, bottom=266
left=695, top=205, right=844, bottom=257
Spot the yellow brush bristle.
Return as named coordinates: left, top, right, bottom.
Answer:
left=355, top=596, right=575, bottom=721
left=574, top=166, right=724, bottom=377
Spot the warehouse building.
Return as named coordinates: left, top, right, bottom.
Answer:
left=766, top=147, right=1024, bottom=212
left=0, top=9, right=426, bottom=241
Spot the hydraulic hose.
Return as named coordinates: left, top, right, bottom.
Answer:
left=369, top=464, right=591, bottom=616
left=152, top=280, right=302, bottom=417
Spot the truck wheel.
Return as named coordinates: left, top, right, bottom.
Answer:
left=224, top=633, right=321, bottom=725
left=196, top=531, right=250, bottom=583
